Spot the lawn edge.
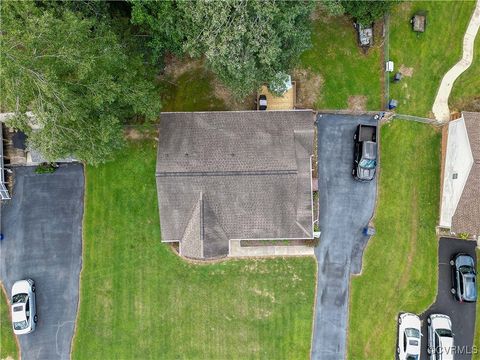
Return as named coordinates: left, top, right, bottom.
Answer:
left=0, top=281, right=21, bottom=360
left=309, top=255, right=319, bottom=357
left=69, top=162, right=86, bottom=359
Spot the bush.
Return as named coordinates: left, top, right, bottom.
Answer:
left=35, top=163, right=58, bottom=174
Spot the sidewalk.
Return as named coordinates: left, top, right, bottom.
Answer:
left=432, top=0, right=480, bottom=121
left=229, top=240, right=314, bottom=257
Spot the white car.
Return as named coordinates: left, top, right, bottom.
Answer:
left=397, top=313, right=422, bottom=360
left=427, top=314, right=454, bottom=360
left=11, top=279, right=37, bottom=335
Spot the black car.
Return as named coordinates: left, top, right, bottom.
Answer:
left=450, top=253, right=477, bottom=302
left=258, top=95, right=267, bottom=110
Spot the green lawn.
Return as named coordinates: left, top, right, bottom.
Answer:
left=72, top=140, right=316, bottom=359
left=0, top=287, right=18, bottom=360
left=450, top=32, right=480, bottom=112
left=159, top=65, right=226, bottom=112
left=389, top=1, right=476, bottom=117
left=348, top=120, right=441, bottom=360
left=301, top=12, right=382, bottom=110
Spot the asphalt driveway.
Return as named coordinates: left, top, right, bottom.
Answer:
left=311, top=114, right=378, bottom=360
left=420, top=237, right=477, bottom=360
left=0, top=164, right=84, bottom=360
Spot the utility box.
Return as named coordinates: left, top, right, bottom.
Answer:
left=388, top=99, right=398, bottom=109
left=386, top=61, right=394, bottom=72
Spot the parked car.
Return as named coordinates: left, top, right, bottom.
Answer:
left=258, top=94, right=267, bottom=110
left=397, top=313, right=422, bottom=360
left=11, top=279, right=37, bottom=335
left=450, top=253, right=477, bottom=302
left=352, top=124, right=377, bottom=181
left=427, top=314, right=454, bottom=360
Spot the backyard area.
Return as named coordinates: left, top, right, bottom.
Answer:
left=72, top=140, right=316, bottom=359
left=300, top=11, right=382, bottom=110
left=0, top=289, right=18, bottom=360
left=348, top=120, right=441, bottom=360
left=389, top=1, right=476, bottom=117
left=450, top=33, right=480, bottom=112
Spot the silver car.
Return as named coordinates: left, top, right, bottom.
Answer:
left=11, top=279, right=37, bottom=335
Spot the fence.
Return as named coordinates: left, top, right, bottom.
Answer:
left=393, top=113, right=444, bottom=126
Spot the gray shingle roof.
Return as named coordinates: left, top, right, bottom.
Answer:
left=451, top=112, right=480, bottom=236
left=156, top=111, right=315, bottom=259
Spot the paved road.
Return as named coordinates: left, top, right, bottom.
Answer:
left=420, top=238, right=477, bottom=360
left=312, top=114, right=378, bottom=360
left=0, top=164, right=84, bottom=360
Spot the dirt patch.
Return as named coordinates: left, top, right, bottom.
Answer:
left=399, top=64, right=414, bottom=77
left=161, top=55, right=202, bottom=79
left=348, top=95, right=368, bottom=111
left=292, top=68, right=323, bottom=108
left=452, top=96, right=480, bottom=113
left=124, top=127, right=156, bottom=140
left=211, top=78, right=255, bottom=111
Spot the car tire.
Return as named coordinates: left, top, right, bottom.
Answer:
left=354, top=133, right=357, bottom=141
left=32, top=285, right=35, bottom=292
left=34, top=315, right=38, bottom=323
left=397, top=347, right=400, bottom=354
left=427, top=317, right=431, bottom=325
left=398, top=317, right=402, bottom=324
left=451, top=288, right=456, bottom=294
left=450, top=260, right=455, bottom=266
left=427, top=347, right=432, bottom=355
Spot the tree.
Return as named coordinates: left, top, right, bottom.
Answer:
left=320, top=0, right=345, bottom=16
left=341, top=0, right=393, bottom=25
left=131, top=0, right=315, bottom=98
left=0, top=1, right=161, bottom=164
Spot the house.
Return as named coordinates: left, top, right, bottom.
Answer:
left=155, top=110, right=315, bottom=260
left=439, top=112, right=480, bottom=239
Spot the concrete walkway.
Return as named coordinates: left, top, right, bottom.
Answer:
left=229, top=240, right=314, bottom=257
left=432, top=0, right=480, bottom=122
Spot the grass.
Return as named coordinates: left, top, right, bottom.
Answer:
left=301, top=12, right=382, bottom=110
left=72, top=140, right=316, bottom=359
left=348, top=120, right=441, bottom=360
left=389, top=1, right=476, bottom=117
left=159, top=66, right=226, bottom=112
left=0, top=287, right=18, bottom=360
left=450, top=30, right=480, bottom=112
left=474, top=249, right=480, bottom=360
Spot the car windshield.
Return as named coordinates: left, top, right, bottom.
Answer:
left=405, top=328, right=421, bottom=338
left=359, top=159, right=376, bottom=169
left=436, top=329, right=453, bottom=337
left=12, top=293, right=28, bottom=304
left=406, top=355, right=419, bottom=360
left=13, top=320, right=28, bottom=330
left=459, top=265, right=474, bottom=273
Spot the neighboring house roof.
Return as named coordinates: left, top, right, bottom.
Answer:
left=156, top=110, right=315, bottom=259
left=440, top=112, right=480, bottom=236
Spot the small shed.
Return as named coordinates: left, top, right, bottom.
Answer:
left=411, top=12, right=427, bottom=32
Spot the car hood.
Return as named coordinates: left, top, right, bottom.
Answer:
left=431, top=314, right=452, bottom=329
left=11, top=304, right=27, bottom=322
left=456, top=255, right=475, bottom=268
left=12, top=280, right=30, bottom=295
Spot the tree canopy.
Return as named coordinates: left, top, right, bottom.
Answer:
left=341, top=0, right=393, bottom=25
left=0, top=1, right=160, bottom=164
left=131, top=0, right=315, bottom=98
